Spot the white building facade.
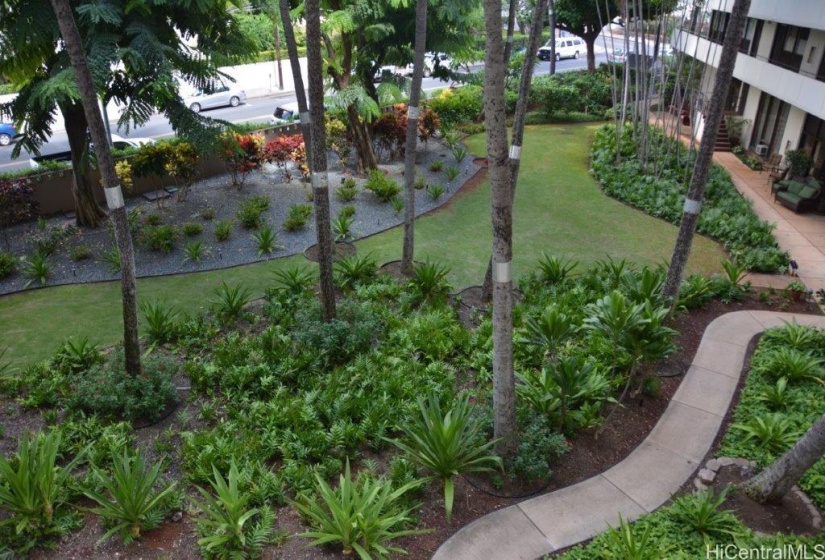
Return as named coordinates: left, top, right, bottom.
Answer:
left=673, top=0, right=825, bottom=180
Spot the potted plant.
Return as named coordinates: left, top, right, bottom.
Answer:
left=784, top=149, right=813, bottom=179
left=785, top=280, right=807, bottom=302
left=725, top=116, right=751, bottom=148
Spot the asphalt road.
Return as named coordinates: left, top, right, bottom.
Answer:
left=0, top=53, right=605, bottom=172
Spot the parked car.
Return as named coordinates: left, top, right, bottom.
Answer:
left=607, top=48, right=627, bottom=63
left=29, top=134, right=156, bottom=169
left=373, top=65, right=403, bottom=83
left=183, top=84, right=246, bottom=113
left=0, top=122, right=19, bottom=147
left=537, top=36, right=585, bottom=61
left=403, top=52, right=453, bottom=77
left=271, top=101, right=300, bottom=125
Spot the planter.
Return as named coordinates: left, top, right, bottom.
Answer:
left=303, top=241, right=356, bottom=262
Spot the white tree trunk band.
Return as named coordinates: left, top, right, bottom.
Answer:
left=509, top=145, right=521, bottom=160
left=311, top=171, right=328, bottom=190
left=407, top=105, right=419, bottom=119
left=493, top=261, right=512, bottom=283
left=506, top=36, right=514, bottom=43
left=104, top=185, right=125, bottom=210
left=300, top=111, right=310, bottom=125
left=683, top=198, right=702, bottom=215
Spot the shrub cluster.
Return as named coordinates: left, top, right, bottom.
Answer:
left=590, top=125, right=789, bottom=272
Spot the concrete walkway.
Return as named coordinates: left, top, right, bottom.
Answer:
left=433, top=311, right=825, bottom=560
left=712, top=151, right=825, bottom=294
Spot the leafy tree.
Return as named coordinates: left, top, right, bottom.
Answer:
left=0, top=0, right=254, bottom=227
left=553, top=0, right=618, bottom=72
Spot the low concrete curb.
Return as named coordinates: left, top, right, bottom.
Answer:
left=432, top=311, right=825, bottom=560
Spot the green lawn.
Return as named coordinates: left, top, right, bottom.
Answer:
left=0, top=124, right=726, bottom=368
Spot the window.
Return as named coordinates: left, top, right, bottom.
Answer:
left=799, top=114, right=825, bottom=180
left=725, top=79, right=749, bottom=115
left=740, top=18, right=762, bottom=56
left=708, top=10, right=730, bottom=44
left=770, top=24, right=809, bottom=72
left=751, top=92, right=790, bottom=155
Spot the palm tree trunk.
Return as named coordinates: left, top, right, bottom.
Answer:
left=484, top=0, right=517, bottom=457
left=279, top=0, right=311, bottom=154
left=503, top=0, right=518, bottom=64
left=401, top=0, right=428, bottom=274
left=61, top=104, right=106, bottom=228
left=744, top=412, right=825, bottom=503
left=49, top=0, right=142, bottom=376
left=306, top=0, right=337, bottom=322
left=481, top=0, right=548, bottom=302
left=663, top=0, right=751, bottom=306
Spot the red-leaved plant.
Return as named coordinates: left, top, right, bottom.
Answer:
left=263, top=134, right=309, bottom=183
left=221, top=133, right=264, bottom=189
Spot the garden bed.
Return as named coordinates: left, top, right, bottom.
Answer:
left=0, top=139, right=477, bottom=297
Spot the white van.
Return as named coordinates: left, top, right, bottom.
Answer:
left=537, top=37, right=585, bottom=62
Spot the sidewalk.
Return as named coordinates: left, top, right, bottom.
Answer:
left=433, top=311, right=825, bottom=560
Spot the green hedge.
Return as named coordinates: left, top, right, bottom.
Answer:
left=590, top=124, right=789, bottom=273
left=425, top=85, right=484, bottom=129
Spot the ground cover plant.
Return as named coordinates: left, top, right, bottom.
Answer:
left=590, top=124, right=789, bottom=273
left=719, top=321, right=825, bottom=508
left=557, top=321, right=825, bottom=559
left=0, top=253, right=715, bottom=557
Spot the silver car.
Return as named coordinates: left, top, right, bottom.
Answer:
left=183, top=85, right=247, bottom=113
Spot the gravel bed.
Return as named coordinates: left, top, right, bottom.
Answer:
left=0, top=140, right=479, bottom=296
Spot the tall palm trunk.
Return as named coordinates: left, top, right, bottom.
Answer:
left=401, top=0, right=428, bottom=274
left=61, top=103, right=106, bottom=228
left=662, top=0, right=751, bottom=306
left=744, top=412, right=825, bottom=503
left=279, top=0, right=311, bottom=154
left=503, top=0, right=518, bottom=64
left=481, top=0, right=547, bottom=302
left=484, top=0, right=516, bottom=457
left=306, top=0, right=337, bottom=322
left=49, top=0, right=142, bottom=376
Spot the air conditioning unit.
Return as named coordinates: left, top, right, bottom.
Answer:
left=755, top=144, right=769, bottom=157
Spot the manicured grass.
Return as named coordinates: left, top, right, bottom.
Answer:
left=0, top=124, right=726, bottom=368
left=358, top=124, right=725, bottom=287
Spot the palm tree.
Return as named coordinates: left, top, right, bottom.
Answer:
left=744, top=412, right=825, bottom=504
left=401, top=0, right=428, bottom=275
left=483, top=0, right=516, bottom=457
left=662, top=0, right=752, bottom=305
left=306, top=0, right=337, bottom=321
left=481, top=0, right=547, bottom=301
left=48, top=0, right=142, bottom=375
left=278, top=0, right=312, bottom=154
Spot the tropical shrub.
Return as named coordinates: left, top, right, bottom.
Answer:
left=191, top=461, right=278, bottom=559
left=182, top=222, right=203, bottom=237
left=0, top=431, right=84, bottom=554
left=164, top=141, right=199, bottom=201
left=141, top=225, right=179, bottom=253
left=293, top=459, right=424, bottom=557
left=67, top=352, right=177, bottom=422
left=282, top=203, right=313, bottom=231
left=590, top=125, right=789, bottom=273
left=0, top=251, right=17, bottom=279
left=214, top=220, right=233, bottom=241
left=389, top=392, right=501, bottom=522
left=336, top=178, right=358, bottom=202
left=236, top=196, right=270, bottom=229
left=221, top=132, right=264, bottom=188
left=365, top=169, right=401, bottom=202
left=425, top=85, right=483, bottom=128
left=0, top=177, right=37, bottom=234
left=84, top=449, right=178, bottom=544
left=263, top=134, right=307, bottom=182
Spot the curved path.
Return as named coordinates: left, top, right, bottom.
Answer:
left=433, top=311, right=825, bottom=560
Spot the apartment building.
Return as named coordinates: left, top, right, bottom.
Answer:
left=673, top=0, right=825, bottom=180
